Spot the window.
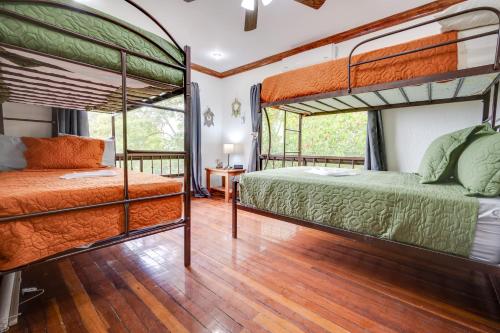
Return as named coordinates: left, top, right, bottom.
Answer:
left=261, top=109, right=367, bottom=166
left=88, top=96, right=184, bottom=153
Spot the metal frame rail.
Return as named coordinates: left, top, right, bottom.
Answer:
left=0, top=0, right=192, bottom=275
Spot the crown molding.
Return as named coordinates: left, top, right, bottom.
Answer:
left=192, top=0, right=464, bottom=79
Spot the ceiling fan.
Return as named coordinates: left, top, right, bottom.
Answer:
left=184, top=0, right=326, bottom=32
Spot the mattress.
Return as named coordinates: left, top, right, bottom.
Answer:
left=0, top=168, right=183, bottom=271
left=261, top=28, right=498, bottom=104
left=239, top=167, right=484, bottom=259
left=0, top=0, right=183, bottom=87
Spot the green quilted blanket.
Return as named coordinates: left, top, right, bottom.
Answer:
left=0, top=0, right=183, bottom=85
left=240, top=167, right=479, bottom=257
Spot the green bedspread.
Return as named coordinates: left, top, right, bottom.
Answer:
left=240, top=167, right=479, bottom=257
left=0, top=0, right=183, bottom=85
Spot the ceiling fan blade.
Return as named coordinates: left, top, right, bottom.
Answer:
left=244, top=0, right=258, bottom=31
left=294, top=0, right=326, bottom=10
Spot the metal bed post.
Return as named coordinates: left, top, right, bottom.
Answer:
left=232, top=180, right=238, bottom=239
left=51, top=109, right=58, bottom=137
left=483, top=90, right=491, bottom=122
left=258, top=107, right=263, bottom=171
left=492, top=82, right=499, bottom=128
left=298, top=114, right=303, bottom=166
left=121, top=51, right=130, bottom=236
left=183, top=46, right=192, bottom=267
left=263, top=107, right=271, bottom=170
left=0, top=104, right=4, bottom=135
left=282, top=111, right=287, bottom=167
left=111, top=114, right=116, bottom=139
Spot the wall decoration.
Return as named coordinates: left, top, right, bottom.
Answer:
left=203, top=107, right=214, bottom=127
left=231, top=98, right=241, bottom=118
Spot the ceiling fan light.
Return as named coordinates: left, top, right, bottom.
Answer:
left=261, top=0, right=272, bottom=6
left=241, top=0, right=254, bottom=11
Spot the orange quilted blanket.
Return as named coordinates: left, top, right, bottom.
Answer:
left=0, top=168, right=182, bottom=271
left=261, top=32, right=458, bottom=103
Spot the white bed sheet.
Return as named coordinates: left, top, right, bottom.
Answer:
left=470, top=197, right=500, bottom=264
left=457, top=25, right=499, bottom=69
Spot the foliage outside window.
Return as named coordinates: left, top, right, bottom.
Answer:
left=261, top=108, right=367, bottom=167
left=88, top=96, right=184, bottom=153
left=88, top=96, right=184, bottom=175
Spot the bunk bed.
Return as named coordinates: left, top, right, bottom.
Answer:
left=0, top=0, right=191, bottom=330
left=232, top=6, right=500, bottom=278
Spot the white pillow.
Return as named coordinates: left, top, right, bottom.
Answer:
left=0, top=135, right=27, bottom=171
left=435, top=0, right=500, bottom=32
left=102, top=139, right=116, bottom=167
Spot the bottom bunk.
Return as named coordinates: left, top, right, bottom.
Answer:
left=0, top=168, right=183, bottom=272
left=234, top=167, right=500, bottom=267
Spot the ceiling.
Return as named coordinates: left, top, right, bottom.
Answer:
left=78, top=0, right=435, bottom=72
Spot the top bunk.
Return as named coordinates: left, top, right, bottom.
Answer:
left=0, top=0, right=187, bottom=113
left=260, top=6, right=500, bottom=117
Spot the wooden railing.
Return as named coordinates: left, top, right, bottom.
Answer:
left=260, top=154, right=365, bottom=169
left=116, top=151, right=185, bottom=177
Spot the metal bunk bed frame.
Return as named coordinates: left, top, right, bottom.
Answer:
left=232, top=7, right=500, bottom=282
left=0, top=0, right=192, bottom=272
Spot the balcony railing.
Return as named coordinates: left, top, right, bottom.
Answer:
left=116, top=150, right=184, bottom=177
left=260, top=154, right=365, bottom=169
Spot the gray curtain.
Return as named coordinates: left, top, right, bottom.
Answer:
left=248, top=84, right=262, bottom=172
left=191, top=82, right=209, bottom=198
left=365, top=110, right=387, bottom=171
left=55, top=108, right=89, bottom=136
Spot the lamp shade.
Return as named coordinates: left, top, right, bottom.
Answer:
left=223, top=143, right=235, bottom=154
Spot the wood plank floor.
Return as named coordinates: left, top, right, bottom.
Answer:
left=9, top=198, right=500, bottom=333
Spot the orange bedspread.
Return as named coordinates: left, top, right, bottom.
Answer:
left=0, top=168, right=182, bottom=271
left=261, top=32, right=458, bottom=103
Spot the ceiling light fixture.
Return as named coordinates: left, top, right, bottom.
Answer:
left=241, top=0, right=273, bottom=11
left=210, top=51, right=224, bottom=60
left=241, top=0, right=254, bottom=11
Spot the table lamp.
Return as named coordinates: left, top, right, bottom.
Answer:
left=223, top=143, right=235, bottom=168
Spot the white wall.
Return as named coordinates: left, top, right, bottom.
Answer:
left=2, top=102, right=52, bottom=137
left=191, top=71, right=225, bottom=186
left=383, top=101, right=484, bottom=172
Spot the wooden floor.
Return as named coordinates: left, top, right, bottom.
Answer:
left=9, top=198, right=500, bottom=333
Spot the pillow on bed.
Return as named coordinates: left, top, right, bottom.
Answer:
left=418, top=124, right=492, bottom=183
left=59, top=133, right=115, bottom=167
left=457, top=132, right=500, bottom=196
left=22, top=136, right=104, bottom=169
left=435, top=0, right=500, bottom=32
left=101, top=138, right=116, bottom=167
left=0, top=135, right=27, bottom=171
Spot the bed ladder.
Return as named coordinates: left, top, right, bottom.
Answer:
left=282, top=112, right=303, bottom=167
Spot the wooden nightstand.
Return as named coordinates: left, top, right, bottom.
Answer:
left=205, top=168, right=246, bottom=203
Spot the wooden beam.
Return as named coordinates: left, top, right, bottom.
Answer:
left=191, top=63, right=224, bottom=78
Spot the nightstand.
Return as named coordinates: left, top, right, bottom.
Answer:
left=205, top=168, right=246, bottom=203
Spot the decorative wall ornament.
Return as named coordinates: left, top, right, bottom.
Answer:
left=203, top=107, right=214, bottom=127
left=231, top=98, right=241, bottom=118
